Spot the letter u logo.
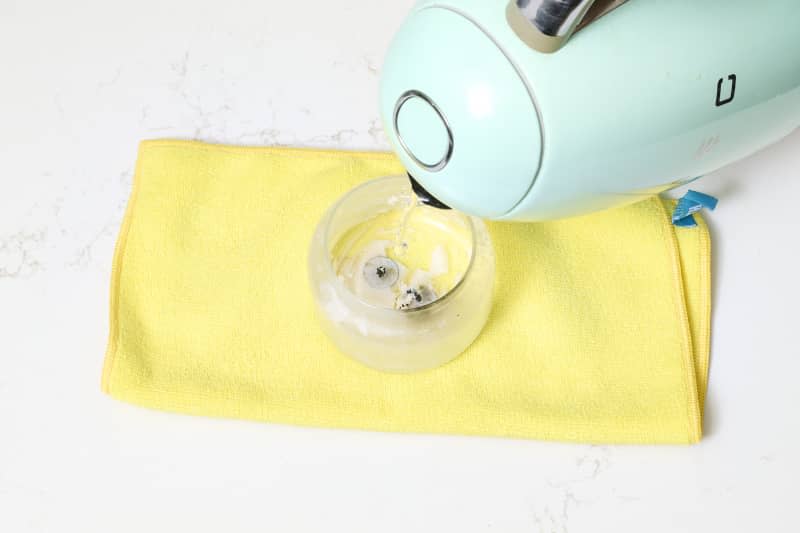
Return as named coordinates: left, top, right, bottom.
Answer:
left=716, top=74, right=737, bottom=107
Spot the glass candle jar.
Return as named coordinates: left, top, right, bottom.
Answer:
left=308, top=175, right=495, bottom=373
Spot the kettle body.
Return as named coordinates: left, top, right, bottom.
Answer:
left=380, top=0, right=800, bottom=220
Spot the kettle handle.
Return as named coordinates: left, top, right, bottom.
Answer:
left=507, top=0, right=629, bottom=53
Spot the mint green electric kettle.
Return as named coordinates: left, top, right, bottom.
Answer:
left=379, top=0, right=800, bottom=220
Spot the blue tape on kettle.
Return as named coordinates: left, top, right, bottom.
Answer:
left=672, top=190, right=719, bottom=228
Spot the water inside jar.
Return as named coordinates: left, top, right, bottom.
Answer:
left=330, top=194, right=472, bottom=310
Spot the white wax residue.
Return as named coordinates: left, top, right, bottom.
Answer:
left=429, top=245, right=449, bottom=277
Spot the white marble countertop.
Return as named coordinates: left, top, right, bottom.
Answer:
left=2, top=1, right=799, bottom=531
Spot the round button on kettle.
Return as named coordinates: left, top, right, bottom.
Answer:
left=393, top=90, right=454, bottom=172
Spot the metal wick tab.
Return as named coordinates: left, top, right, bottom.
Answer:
left=363, top=256, right=400, bottom=289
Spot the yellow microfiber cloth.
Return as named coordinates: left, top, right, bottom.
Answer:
left=102, top=140, right=711, bottom=444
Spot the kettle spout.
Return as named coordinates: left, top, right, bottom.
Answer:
left=408, top=174, right=451, bottom=210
